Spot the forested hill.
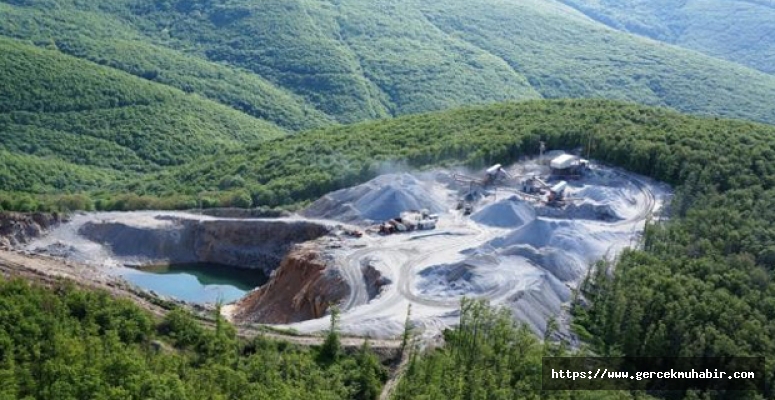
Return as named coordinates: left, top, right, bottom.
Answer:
left=4, top=0, right=775, bottom=126
left=6, top=99, right=775, bottom=210
left=558, top=0, right=775, bottom=75
left=121, top=100, right=775, bottom=208
left=3, top=99, right=775, bottom=397
left=0, top=37, right=284, bottom=194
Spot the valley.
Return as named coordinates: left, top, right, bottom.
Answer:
left=0, top=1, right=773, bottom=396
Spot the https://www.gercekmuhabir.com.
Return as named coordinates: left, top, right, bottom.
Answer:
left=551, top=367, right=755, bottom=381
left=541, top=357, right=764, bottom=392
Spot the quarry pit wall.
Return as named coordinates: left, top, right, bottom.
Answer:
left=78, top=217, right=331, bottom=275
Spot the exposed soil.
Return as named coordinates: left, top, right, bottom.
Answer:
left=233, top=245, right=350, bottom=324
left=13, top=157, right=672, bottom=343
left=0, top=249, right=402, bottom=352
left=0, top=212, right=65, bottom=250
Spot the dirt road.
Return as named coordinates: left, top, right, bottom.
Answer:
left=0, top=249, right=402, bottom=350
left=293, top=165, right=666, bottom=339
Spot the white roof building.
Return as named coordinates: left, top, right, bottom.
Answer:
left=550, top=154, right=578, bottom=170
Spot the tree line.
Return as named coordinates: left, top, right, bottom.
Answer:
left=0, top=277, right=386, bottom=400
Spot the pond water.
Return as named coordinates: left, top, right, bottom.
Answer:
left=118, top=263, right=269, bottom=304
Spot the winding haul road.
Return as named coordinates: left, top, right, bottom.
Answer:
left=325, top=166, right=661, bottom=337
left=1, top=164, right=663, bottom=344
left=0, top=164, right=666, bottom=400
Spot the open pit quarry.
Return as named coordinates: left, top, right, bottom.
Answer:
left=9, top=156, right=671, bottom=342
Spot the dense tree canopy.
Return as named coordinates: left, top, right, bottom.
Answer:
left=560, top=0, right=775, bottom=75
left=2, top=97, right=775, bottom=398
left=0, top=278, right=387, bottom=400
left=4, top=0, right=775, bottom=126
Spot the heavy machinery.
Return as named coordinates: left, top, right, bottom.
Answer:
left=453, top=164, right=513, bottom=189
left=521, top=176, right=549, bottom=195
left=546, top=181, right=568, bottom=204
left=520, top=176, right=570, bottom=206
left=463, top=203, right=473, bottom=216
left=484, top=164, right=511, bottom=185
left=452, top=164, right=514, bottom=216
left=455, top=162, right=580, bottom=210
left=456, top=200, right=474, bottom=215
left=549, top=154, right=589, bottom=178
left=377, top=210, right=437, bottom=235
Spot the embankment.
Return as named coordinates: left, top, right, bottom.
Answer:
left=232, top=246, right=350, bottom=324
left=0, top=212, right=64, bottom=249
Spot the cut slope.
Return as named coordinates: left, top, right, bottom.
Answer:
left=27, top=212, right=331, bottom=274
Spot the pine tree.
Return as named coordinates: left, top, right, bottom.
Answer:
left=319, top=306, right=341, bottom=363
left=355, top=340, right=384, bottom=400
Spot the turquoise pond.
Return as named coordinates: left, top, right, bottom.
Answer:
left=118, top=263, right=269, bottom=304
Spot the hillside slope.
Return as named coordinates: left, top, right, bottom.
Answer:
left=5, top=99, right=775, bottom=397
left=135, top=101, right=775, bottom=395
left=0, top=2, right=333, bottom=131
left=122, top=99, right=775, bottom=209
left=3, top=0, right=775, bottom=125
left=558, top=0, right=775, bottom=75
left=0, top=37, right=284, bottom=193
left=416, top=0, right=775, bottom=123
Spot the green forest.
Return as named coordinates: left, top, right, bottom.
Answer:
left=2, top=1, right=775, bottom=398
left=10, top=98, right=775, bottom=213
left=0, top=278, right=389, bottom=400
left=393, top=298, right=652, bottom=400
left=0, top=276, right=660, bottom=400
left=3, top=98, right=775, bottom=398
left=0, top=36, right=284, bottom=199
left=5, top=277, right=765, bottom=399
left=559, top=0, right=775, bottom=75
left=4, top=0, right=775, bottom=128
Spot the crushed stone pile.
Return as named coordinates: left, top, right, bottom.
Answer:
left=488, top=219, right=626, bottom=282
left=536, top=203, right=621, bottom=221
left=569, top=176, right=643, bottom=221
left=417, top=253, right=501, bottom=297
left=471, top=197, right=536, bottom=228
left=303, top=173, right=448, bottom=224
left=508, top=275, right=572, bottom=334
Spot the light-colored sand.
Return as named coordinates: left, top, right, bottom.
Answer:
left=303, top=173, right=449, bottom=224
left=286, top=160, right=670, bottom=338
left=22, top=158, right=672, bottom=341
